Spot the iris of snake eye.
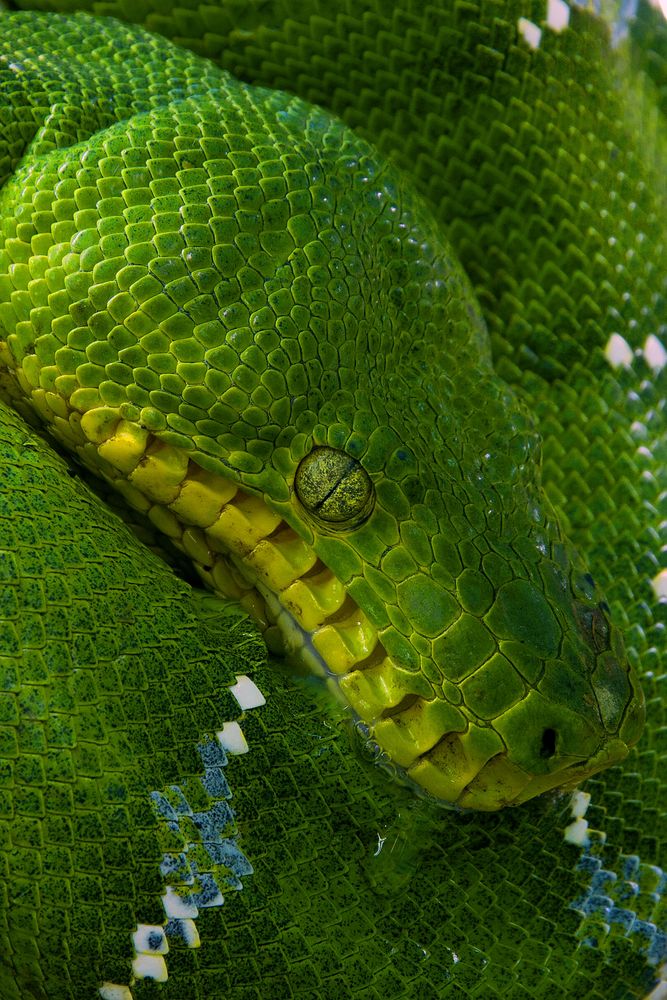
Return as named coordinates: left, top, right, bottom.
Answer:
left=294, top=447, right=375, bottom=528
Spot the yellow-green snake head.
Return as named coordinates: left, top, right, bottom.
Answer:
left=0, top=14, right=645, bottom=811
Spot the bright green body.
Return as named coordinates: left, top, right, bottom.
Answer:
left=0, top=1, right=664, bottom=998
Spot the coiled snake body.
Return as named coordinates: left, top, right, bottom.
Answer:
left=0, top=2, right=664, bottom=998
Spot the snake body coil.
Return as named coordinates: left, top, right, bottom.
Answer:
left=0, top=2, right=663, bottom=999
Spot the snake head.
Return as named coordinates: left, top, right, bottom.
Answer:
left=274, top=436, right=646, bottom=811
left=0, top=39, right=645, bottom=810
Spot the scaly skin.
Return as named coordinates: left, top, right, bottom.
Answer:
left=0, top=2, right=664, bottom=999
left=0, top=12, right=646, bottom=809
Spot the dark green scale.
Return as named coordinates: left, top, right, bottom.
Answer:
left=0, top=395, right=270, bottom=998
left=0, top=2, right=663, bottom=999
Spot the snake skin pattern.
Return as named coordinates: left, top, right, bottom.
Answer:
left=0, top=1, right=664, bottom=998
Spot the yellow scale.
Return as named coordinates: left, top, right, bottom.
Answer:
left=14, top=390, right=473, bottom=801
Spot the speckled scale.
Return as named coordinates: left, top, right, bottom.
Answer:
left=0, top=394, right=267, bottom=999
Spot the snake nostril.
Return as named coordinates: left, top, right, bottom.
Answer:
left=540, top=728, right=557, bottom=759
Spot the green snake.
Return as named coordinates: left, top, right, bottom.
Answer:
left=0, top=1, right=664, bottom=997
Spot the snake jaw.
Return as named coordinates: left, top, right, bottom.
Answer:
left=3, top=386, right=644, bottom=812
left=0, top=374, right=645, bottom=812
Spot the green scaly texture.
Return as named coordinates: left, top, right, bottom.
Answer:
left=0, top=8, right=646, bottom=807
left=0, top=1, right=665, bottom=998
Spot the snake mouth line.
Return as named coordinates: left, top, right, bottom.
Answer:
left=10, top=394, right=624, bottom=809
left=18, top=396, right=522, bottom=804
left=28, top=401, right=430, bottom=703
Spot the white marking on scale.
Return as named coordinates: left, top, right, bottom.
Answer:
left=132, top=924, right=168, bottom=955
left=605, top=333, right=633, bottom=368
left=652, top=570, right=667, bottom=601
left=217, top=720, right=249, bottom=754
left=229, top=675, right=266, bottom=710
left=563, top=789, right=591, bottom=846
left=564, top=817, right=590, bottom=846
left=162, top=886, right=199, bottom=919
left=131, top=954, right=168, bottom=982
left=644, top=334, right=667, bottom=372
left=569, top=790, right=591, bottom=819
left=518, top=17, right=542, bottom=49
left=547, top=0, right=570, bottom=31
left=98, top=986, right=133, bottom=1000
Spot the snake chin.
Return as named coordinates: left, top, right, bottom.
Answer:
left=352, top=726, right=640, bottom=813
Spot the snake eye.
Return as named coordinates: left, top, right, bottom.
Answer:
left=294, top=446, right=375, bottom=529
